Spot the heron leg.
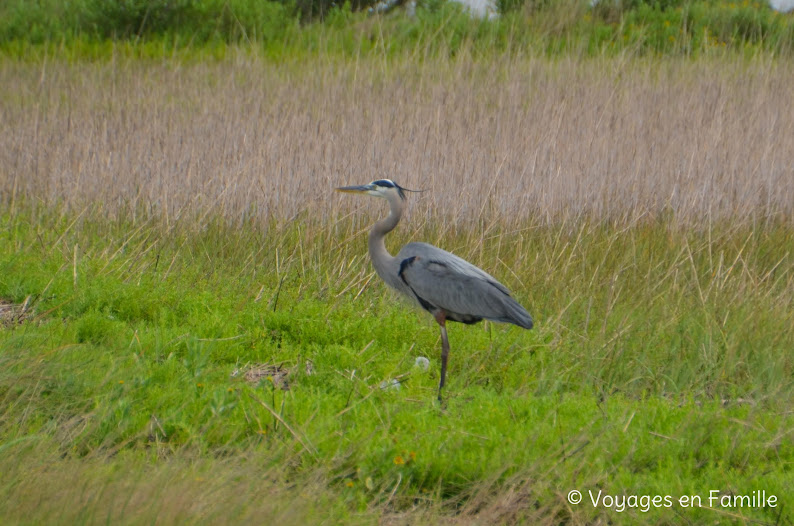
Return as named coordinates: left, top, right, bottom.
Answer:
left=435, top=312, right=449, bottom=403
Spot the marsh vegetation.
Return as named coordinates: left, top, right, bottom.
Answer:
left=1, top=21, right=793, bottom=526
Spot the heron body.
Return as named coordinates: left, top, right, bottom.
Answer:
left=337, top=179, right=533, bottom=401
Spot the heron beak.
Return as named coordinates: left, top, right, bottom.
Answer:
left=335, top=184, right=373, bottom=194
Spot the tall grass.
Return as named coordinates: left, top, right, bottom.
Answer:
left=1, top=205, right=792, bottom=524
left=2, top=54, right=794, bottom=227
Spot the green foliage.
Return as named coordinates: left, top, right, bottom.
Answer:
left=1, top=0, right=794, bottom=58
left=82, top=0, right=201, bottom=39
left=0, top=0, right=301, bottom=45
left=0, top=0, right=82, bottom=43
left=0, top=205, right=792, bottom=522
left=616, top=1, right=794, bottom=54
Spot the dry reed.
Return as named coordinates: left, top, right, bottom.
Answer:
left=1, top=54, right=793, bottom=230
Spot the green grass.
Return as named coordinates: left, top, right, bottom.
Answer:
left=1, top=205, right=791, bottom=523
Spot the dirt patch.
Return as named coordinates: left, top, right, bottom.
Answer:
left=0, top=298, right=31, bottom=328
left=231, top=363, right=291, bottom=390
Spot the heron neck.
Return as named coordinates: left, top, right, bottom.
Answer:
left=368, top=194, right=403, bottom=281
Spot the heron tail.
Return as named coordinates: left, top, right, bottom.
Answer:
left=495, top=297, right=534, bottom=330
left=510, top=308, right=534, bottom=330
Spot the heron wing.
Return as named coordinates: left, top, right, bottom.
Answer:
left=396, top=242, right=533, bottom=329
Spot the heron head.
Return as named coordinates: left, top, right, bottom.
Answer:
left=336, top=179, right=407, bottom=200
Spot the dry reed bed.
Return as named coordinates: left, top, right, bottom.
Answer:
left=1, top=54, right=793, bottom=229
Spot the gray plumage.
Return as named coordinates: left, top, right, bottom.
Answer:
left=337, top=179, right=533, bottom=401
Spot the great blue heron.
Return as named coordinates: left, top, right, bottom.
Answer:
left=336, top=179, right=533, bottom=402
